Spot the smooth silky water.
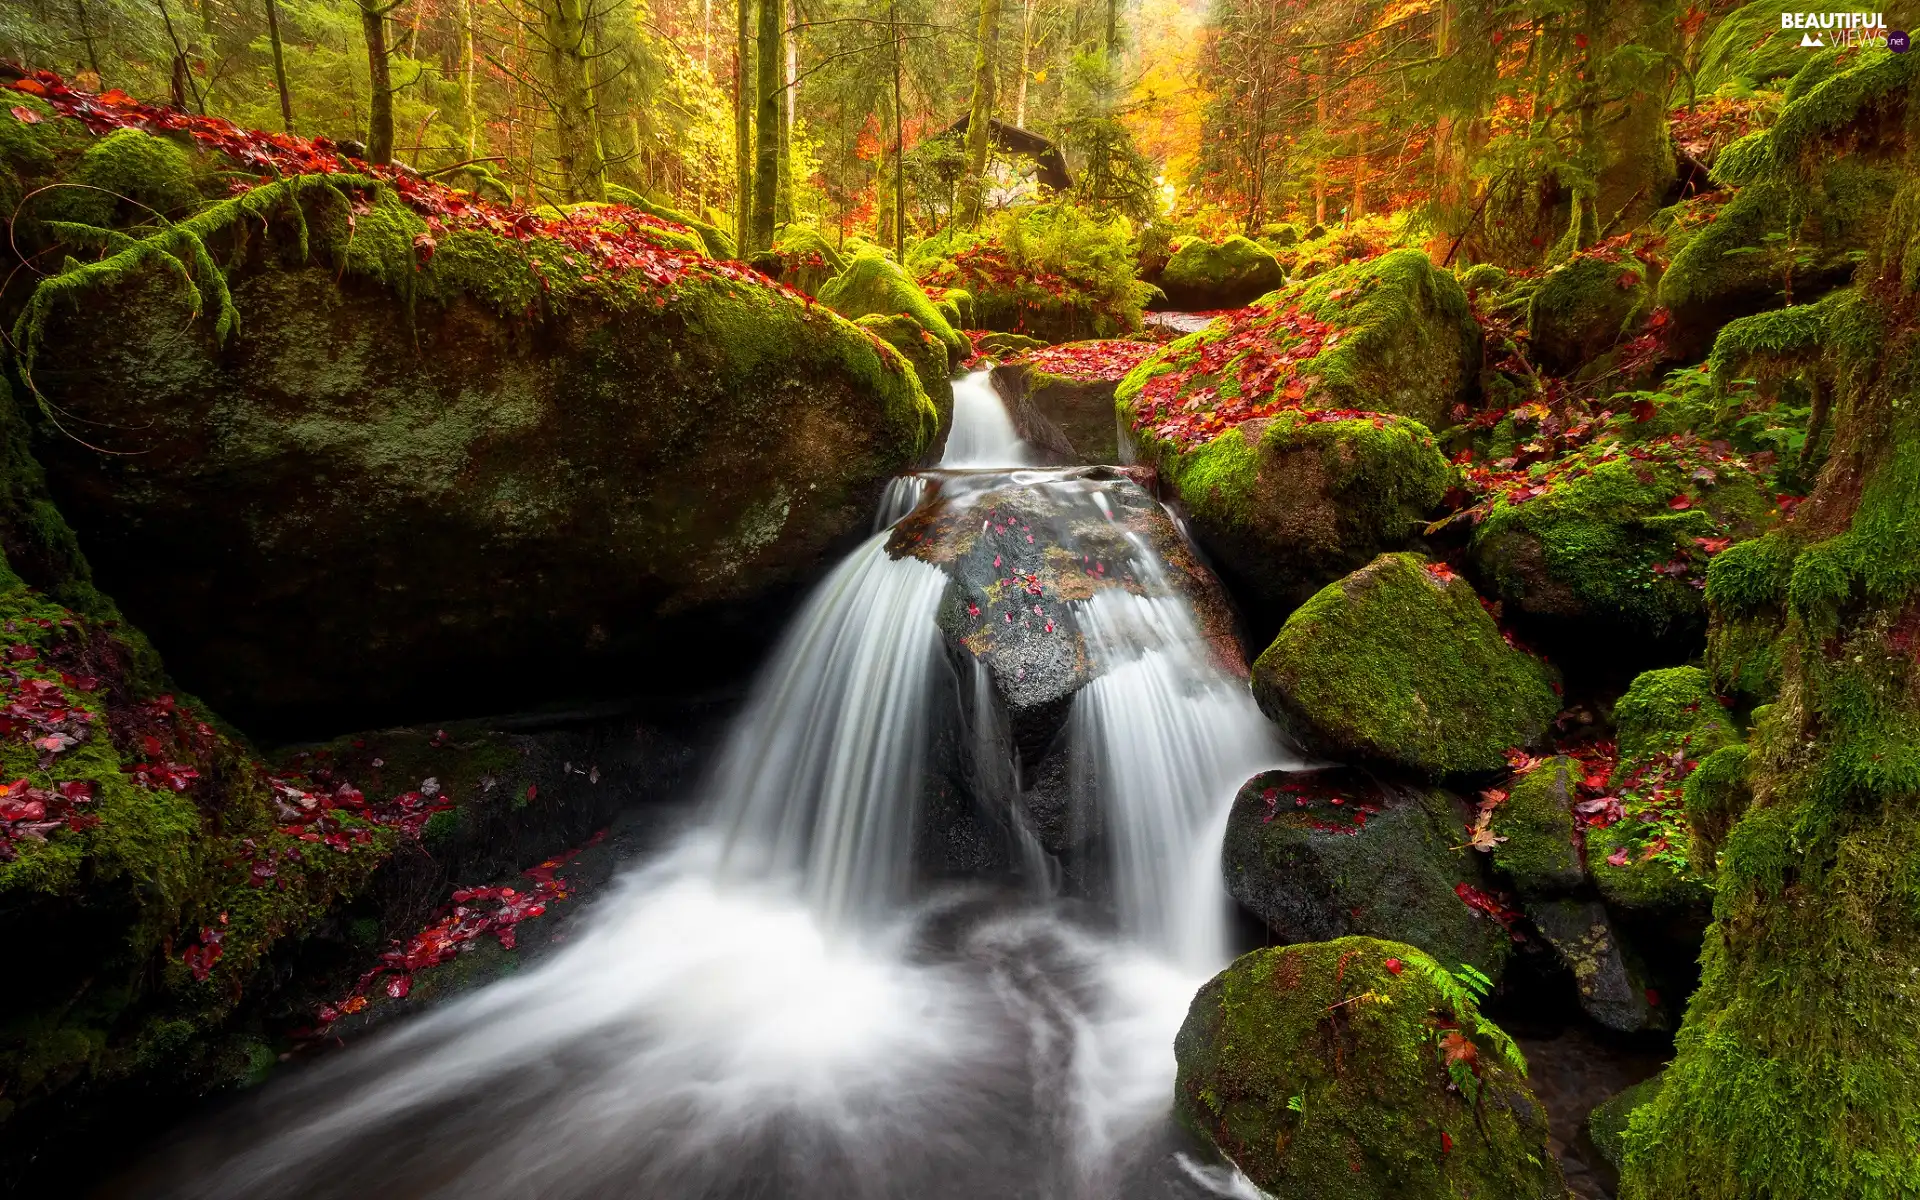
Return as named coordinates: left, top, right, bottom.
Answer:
left=128, top=371, right=1299, bottom=1200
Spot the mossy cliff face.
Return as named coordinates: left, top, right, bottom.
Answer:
left=1621, top=51, right=1920, bottom=1200
left=1158, top=235, right=1286, bottom=310
left=1174, top=937, right=1564, bottom=1200
left=1252, top=554, right=1561, bottom=777
left=24, top=182, right=934, bottom=732
left=1223, top=770, right=1512, bottom=980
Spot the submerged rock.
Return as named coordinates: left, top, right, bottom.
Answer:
left=25, top=185, right=935, bottom=733
left=1251, top=554, right=1561, bottom=777
left=1157, top=235, right=1286, bottom=309
left=1224, top=769, right=1512, bottom=979
left=1175, top=937, right=1565, bottom=1200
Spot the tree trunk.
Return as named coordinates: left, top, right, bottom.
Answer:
left=458, top=0, right=476, bottom=155
left=958, top=0, right=1004, bottom=228
left=539, top=0, right=608, bottom=202
left=749, top=0, right=781, bottom=250
left=263, top=0, right=296, bottom=133
left=734, top=0, right=752, bottom=255
left=359, top=0, right=395, bottom=164
left=1105, top=0, right=1116, bottom=58
left=776, top=0, right=793, bottom=225
left=891, top=0, right=906, bottom=260
left=72, top=0, right=102, bottom=81
left=1015, top=0, right=1032, bottom=128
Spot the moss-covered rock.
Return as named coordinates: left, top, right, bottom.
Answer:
left=1131, top=409, right=1451, bottom=621
left=1174, top=937, right=1564, bottom=1200
left=819, top=248, right=968, bottom=367
left=858, top=312, right=954, bottom=423
left=1703, top=532, right=1794, bottom=702
left=604, top=182, right=736, bottom=259
left=1118, top=248, right=1481, bottom=433
left=22, top=177, right=935, bottom=733
left=1490, top=756, right=1586, bottom=897
left=1590, top=1073, right=1664, bottom=1176
left=1468, top=440, right=1776, bottom=647
left=1528, top=253, right=1653, bottom=374
left=1588, top=667, right=1734, bottom=917
left=763, top=223, right=845, bottom=294
left=988, top=340, right=1158, bottom=465
left=1252, top=554, right=1561, bottom=776
left=1158, top=235, right=1286, bottom=310
left=1224, top=770, right=1512, bottom=979
left=1681, top=743, right=1751, bottom=875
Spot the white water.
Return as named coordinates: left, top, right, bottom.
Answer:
left=137, top=370, right=1286, bottom=1200
left=941, top=368, right=1035, bottom=467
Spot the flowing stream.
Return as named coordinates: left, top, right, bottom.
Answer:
left=134, top=370, right=1297, bottom=1200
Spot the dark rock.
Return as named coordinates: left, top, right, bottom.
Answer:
left=1223, top=768, right=1513, bottom=979
left=1527, top=898, right=1665, bottom=1033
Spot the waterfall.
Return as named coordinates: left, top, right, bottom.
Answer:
left=133, top=367, right=1297, bottom=1200
left=708, top=533, right=949, bottom=929
left=941, top=369, right=1034, bottom=467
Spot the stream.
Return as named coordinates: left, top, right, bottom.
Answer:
left=110, top=372, right=1650, bottom=1200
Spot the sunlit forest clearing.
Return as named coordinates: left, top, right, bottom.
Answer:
left=0, top=2, right=1915, bottom=1198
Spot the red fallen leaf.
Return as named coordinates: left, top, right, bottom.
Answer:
left=1695, top=536, right=1732, bottom=554
left=1423, top=562, right=1457, bottom=584
left=386, top=974, right=412, bottom=999
left=10, top=105, right=41, bottom=124
left=96, top=88, right=135, bottom=106
left=1441, top=1131, right=1453, bottom=1154
left=412, top=231, right=436, bottom=266
left=1384, top=957, right=1403, bottom=975
left=1645, top=988, right=1660, bottom=1006
left=141, top=734, right=164, bottom=758
left=526, top=784, right=537, bottom=801
left=1668, top=494, right=1693, bottom=510
left=1440, top=1030, right=1479, bottom=1070
left=5, top=644, right=35, bottom=661
left=9, top=79, right=48, bottom=95
left=497, top=925, right=517, bottom=950
left=1630, top=398, right=1657, bottom=423
left=1607, top=845, right=1632, bottom=867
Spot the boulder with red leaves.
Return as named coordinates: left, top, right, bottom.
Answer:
left=6, top=75, right=936, bottom=733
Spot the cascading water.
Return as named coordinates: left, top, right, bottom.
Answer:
left=128, top=369, right=1292, bottom=1200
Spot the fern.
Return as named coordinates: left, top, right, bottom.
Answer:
left=1405, top=955, right=1528, bottom=1077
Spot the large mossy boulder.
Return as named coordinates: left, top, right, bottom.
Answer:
left=1468, top=438, right=1775, bottom=650
left=1119, top=249, right=1480, bottom=432
left=23, top=178, right=936, bottom=733
left=1158, top=235, right=1286, bottom=310
left=819, top=248, right=968, bottom=367
left=1140, top=410, right=1451, bottom=619
left=1527, top=253, right=1653, bottom=374
left=857, top=313, right=954, bottom=425
left=1252, top=554, right=1561, bottom=777
left=1224, top=770, right=1512, bottom=979
left=989, top=340, right=1158, bottom=465
left=1175, top=937, right=1565, bottom=1200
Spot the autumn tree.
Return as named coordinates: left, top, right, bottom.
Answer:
left=958, top=0, right=1004, bottom=227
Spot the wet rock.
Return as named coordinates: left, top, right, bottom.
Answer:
left=887, top=467, right=1242, bottom=856
left=990, top=359, right=1123, bottom=465
left=1175, top=937, right=1566, bottom=1200
left=1527, top=899, right=1665, bottom=1033
left=1251, top=553, right=1561, bottom=777
left=1223, top=769, right=1512, bottom=979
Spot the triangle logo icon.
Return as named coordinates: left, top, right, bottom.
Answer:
left=1800, top=31, right=1826, bottom=47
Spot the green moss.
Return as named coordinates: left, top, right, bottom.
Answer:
left=1252, top=553, right=1562, bottom=776
left=1705, top=533, right=1796, bottom=700
left=1692, top=1, right=1803, bottom=92
left=1490, top=756, right=1585, bottom=897
left=1682, top=744, right=1752, bottom=874
left=1591, top=1074, right=1665, bottom=1175
left=819, top=249, right=967, bottom=366
left=1457, top=262, right=1509, bottom=294
left=1174, top=937, right=1561, bottom=1199
left=605, top=183, right=736, bottom=259
left=857, top=312, right=952, bottom=416
left=1159, top=234, right=1286, bottom=308
left=1469, top=449, right=1775, bottom=640
left=1613, top=666, right=1739, bottom=762
left=1527, top=254, right=1651, bottom=374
